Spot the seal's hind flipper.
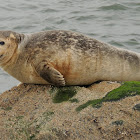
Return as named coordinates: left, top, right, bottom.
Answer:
left=35, top=62, right=65, bottom=86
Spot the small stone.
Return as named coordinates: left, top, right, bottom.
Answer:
left=112, top=120, right=123, bottom=126
left=133, top=103, right=140, bottom=111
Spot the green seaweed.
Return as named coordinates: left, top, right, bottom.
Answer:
left=50, top=86, right=77, bottom=103
left=49, top=86, right=57, bottom=94
left=103, top=81, right=140, bottom=102
left=76, top=81, right=140, bottom=111
left=69, top=98, right=79, bottom=103
left=16, top=116, right=24, bottom=120
left=42, top=111, right=54, bottom=121
left=29, top=134, right=35, bottom=140
left=1, top=106, right=12, bottom=111
left=76, top=99, right=102, bottom=112
left=6, top=110, right=54, bottom=140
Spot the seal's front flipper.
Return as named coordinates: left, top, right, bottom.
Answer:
left=35, top=62, right=65, bottom=86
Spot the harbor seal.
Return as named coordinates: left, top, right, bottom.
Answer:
left=0, top=30, right=140, bottom=86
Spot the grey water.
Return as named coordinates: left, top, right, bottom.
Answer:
left=0, top=0, right=140, bottom=93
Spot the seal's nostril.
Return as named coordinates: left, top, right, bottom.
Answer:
left=0, top=54, right=3, bottom=58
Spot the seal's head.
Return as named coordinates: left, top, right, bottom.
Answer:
left=0, top=31, right=23, bottom=66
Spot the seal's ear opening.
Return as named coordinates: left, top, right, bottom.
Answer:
left=9, top=33, right=23, bottom=44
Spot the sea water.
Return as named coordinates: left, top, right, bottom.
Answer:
left=0, top=0, right=140, bottom=93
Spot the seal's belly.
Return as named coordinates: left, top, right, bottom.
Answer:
left=64, top=68, right=99, bottom=85
left=23, top=74, right=48, bottom=84
left=10, top=52, right=99, bottom=85
left=52, top=59, right=99, bottom=85
left=22, top=67, right=49, bottom=84
left=9, top=63, right=49, bottom=84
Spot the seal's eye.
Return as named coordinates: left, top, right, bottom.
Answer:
left=0, top=41, right=5, bottom=45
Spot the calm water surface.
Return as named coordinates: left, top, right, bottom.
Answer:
left=0, top=0, right=140, bottom=93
